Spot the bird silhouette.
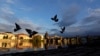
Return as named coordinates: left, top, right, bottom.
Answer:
left=51, top=14, right=59, bottom=22
left=25, top=29, right=38, bottom=37
left=14, top=23, right=21, bottom=32
left=60, top=26, right=65, bottom=33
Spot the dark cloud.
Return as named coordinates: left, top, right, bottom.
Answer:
left=57, top=5, right=80, bottom=27
left=50, top=5, right=81, bottom=36
left=50, top=24, right=100, bottom=37
left=83, top=8, right=100, bottom=24
left=79, top=8, right=100, bottom=36
left=51, top=8, right=100, bottom=37
left=0, top=23, right=14, bottom=32
left=50, top=29, right=59, bottom=32
left=81, top=15, right=100, bottom=25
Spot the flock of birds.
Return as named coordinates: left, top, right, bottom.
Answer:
left=51, top=14, right=66, bottom=34
left=14, top=23, right=38, bottom=37
left=13, top=14, right=65, bottom=38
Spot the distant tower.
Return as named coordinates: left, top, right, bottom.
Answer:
left=44, top=31, right=49, bottom=39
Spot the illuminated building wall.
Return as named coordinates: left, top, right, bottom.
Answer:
left=16, top=40, right=32, bottom=49
left=0, top=32, right=16, bottom=40
left=0, top=40, right=16, bottom=48
left=32, top=34, right=44, bottom=41
left=16, top=33, right=31, bottom=39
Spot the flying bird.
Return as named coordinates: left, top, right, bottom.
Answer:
left=14, top=23, right=21, bottom=32
left=51, top=14, right=59, bottom=22
left=60, top=26, right=65, bottom=33
left=25, top=29, right=38, bottom=37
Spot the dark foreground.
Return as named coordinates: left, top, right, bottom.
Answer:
left=1, top=45, right=100, bottom=56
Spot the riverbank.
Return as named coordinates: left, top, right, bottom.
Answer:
left=1, top=45, right=100, bottom=56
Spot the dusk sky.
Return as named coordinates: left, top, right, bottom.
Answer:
left=0, top=0, right=100, bottom=36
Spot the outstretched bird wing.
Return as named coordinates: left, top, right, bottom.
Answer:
left=32, top=31, right=38, bottom=35
left=51, top=18, right=55, bottom=20
left=29, top=31, right=38, bottom=37
left=62, top=26, right=65, bottom=31
left=60, top=26, right=65, bottom=33
left=54, top=14, right=57, bottom=19
left=25, top=29, right=38, bottom=37
left=14, top=23, right=21, bottom=32
left=25, top=29, right=32, bottom=34
left=51, top=14, right=57, bottom=20
left=51, top=14, right=59, bottom=22
left=55, top=19, right=58, bottom=22
left=15, top=23, right=21, bottom=29
left=60, top=31, right=63, bottom=33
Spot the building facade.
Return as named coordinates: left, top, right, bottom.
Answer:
left=0, top=32, right=16, bottom=40
left=16, top=33, right=31, bottom=40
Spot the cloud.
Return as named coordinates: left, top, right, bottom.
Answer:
left=50, top=24, right=100, bottom=37
left=0, top=15, right=42, bottom=33
left=57, top=4, right=80, bottom=27
left=88, top=8, right=100, bottom=16
left=0, top=17, right=43, bottom=34
left=87, top=0, right=94, bottom=2
left=0, top=23, right=13, bottom=32
left=0, top=5, right=15, bottom=22
left=0, top=5, right=16, bottom=24
left=50, top=29, right=59, bottom=32
left=82, top=8, right=100, bottom=25
left=68, top=8, right=100, bottom=36
left=50, top=8, right=100, bottom=37
left=0, top=0, right=15, bottom=4
left=6, top=0, right=15, bottom=4
left=0, top=5, right=42, bottom=34
left=19, top=7, right=33, bottom=12
left=17, top=19, right=42, bottom=31
left=0, top=6, right=14, bottom=15
left=78, top=8, right=100, bottom=36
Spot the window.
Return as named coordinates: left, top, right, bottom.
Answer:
left=2, top=43, right=7, bottom=47
left=20, top=37, right=23, bottom=39
left=3, top=35, right=8, bottom=39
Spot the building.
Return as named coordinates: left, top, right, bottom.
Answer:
left=16, top=40, right=32, bottom=49
left=0, top=32, right=16, bottom=49
left=0, top=32, right=16, bottom=40
left=32, top=34, right=44, bottom=41
left=0, top=40, right=16, bottom=49
left=16, top=33, right=31, bottom=40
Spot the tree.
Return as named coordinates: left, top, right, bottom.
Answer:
left=44, top=32, right=49, bottom=39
